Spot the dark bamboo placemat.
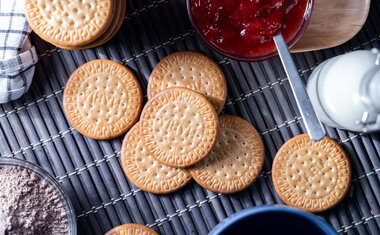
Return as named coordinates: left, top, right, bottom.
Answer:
left=1, top=0, right=380, bottom=234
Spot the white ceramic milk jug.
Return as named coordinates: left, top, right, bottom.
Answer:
left=307, top=49, right=380, bottom=133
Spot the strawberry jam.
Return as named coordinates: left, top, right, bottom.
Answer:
left=189, top=0, right=310, bottom=60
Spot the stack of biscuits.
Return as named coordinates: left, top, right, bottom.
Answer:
left=25, top=0, right=126, bottom=50
left=62, top=51, right=266, bottom=195
left=62, top=51, right=351, bottom=213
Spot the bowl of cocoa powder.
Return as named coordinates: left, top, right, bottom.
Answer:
left=0, top=158, right=76, bottom=235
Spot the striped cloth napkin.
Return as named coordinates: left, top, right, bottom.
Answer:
left=0, top=0, right=38, bottom=103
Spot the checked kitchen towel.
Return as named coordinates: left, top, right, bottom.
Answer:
left=0, top=0, right=37, bottom=103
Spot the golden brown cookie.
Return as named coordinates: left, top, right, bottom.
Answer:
left=147, top=51, right=227, bottom=114
left=25, top=0, right=114, bottom=47
left=105, top=223, right=158, bottom=235
left=63, top=59, right=143, bottom=140
left=189, top=115, right=265, bottom=194
left=54, top=0, right=126, bottom=50
left=272, top=134, right=351, bottom=213
left=121, top=122, right=192, bottom=194
left=85, top=0, right=125, bottom=48
left=140, top=87, right=218, bottom=168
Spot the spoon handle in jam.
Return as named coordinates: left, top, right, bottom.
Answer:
left=273, top=33, right=325, bottom=141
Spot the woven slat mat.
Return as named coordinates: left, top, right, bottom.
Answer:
left=1, top=0, right=380, bottom=234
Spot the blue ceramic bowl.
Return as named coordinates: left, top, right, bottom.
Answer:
left=209, top=205, right=337, bottom=235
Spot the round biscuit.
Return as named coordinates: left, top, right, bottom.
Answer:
left=63, top=59, right=143, bottom=140
left=272, top=134, right=351, bottom=213
left=105, top=223, right=158, bottom=235
left=140, top=87, right=218, bottom=168
left=148, top=51, right=227, bottom=114
left=121, top=122, right=192, bottom=194
left=189, top=115, right=265, bottom=194
left=54, top=0, right=126, bottom=50
left=83, top=0, right=126, bottom=48
left=25, top=0, right=114, bottom=47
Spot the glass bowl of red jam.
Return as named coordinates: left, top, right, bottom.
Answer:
left=187, top=0, right=313, bottom=61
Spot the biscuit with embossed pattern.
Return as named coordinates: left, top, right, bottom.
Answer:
left=272, top=134, right=351, bottom=213
left=63, top=59, right=143, bottom=140
left=53, top=0, right=126, bottom=50
left=189, top=115, right=265, bottom=194
left=25, top=0, right=114, bottom=47
left=140, top=87, right=218, bottom=168
left=105, top=223, right=158, bottom=235
left=148, top=51, right=227, bottom=114
left=121, top=122, right=192, bottom=194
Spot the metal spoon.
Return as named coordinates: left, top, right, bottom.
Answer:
left=273, top=33, right=325, bottom=141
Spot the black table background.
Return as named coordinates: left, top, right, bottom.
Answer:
left=1, top=0, right=380, bottom=234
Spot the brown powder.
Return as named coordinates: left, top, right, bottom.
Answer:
left=0, top=166, right=68, bottom=235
